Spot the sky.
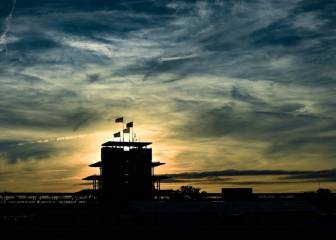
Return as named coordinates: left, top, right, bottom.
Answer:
left=0, top=0, right=336, bottom=193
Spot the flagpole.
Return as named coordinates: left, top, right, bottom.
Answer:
left=122, top=122, right=124, bottom=142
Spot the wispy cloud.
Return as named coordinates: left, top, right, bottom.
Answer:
left=0, top=0, right=336, bottom=192
left=0, top=0, right=16, bottom=57
left=166, top=169, right=336, bottom=181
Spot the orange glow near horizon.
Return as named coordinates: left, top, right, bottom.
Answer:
left=1, top=124, right=336, bottom=193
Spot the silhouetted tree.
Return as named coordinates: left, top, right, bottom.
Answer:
left=175, top=186, right=207, bottom=201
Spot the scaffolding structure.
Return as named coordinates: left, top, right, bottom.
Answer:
left=83, top=139, right=168, bottom=201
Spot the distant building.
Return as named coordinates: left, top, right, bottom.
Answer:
left=222, top=188, right=253, bottom=200
left=83, top=141, right=167, bottom=202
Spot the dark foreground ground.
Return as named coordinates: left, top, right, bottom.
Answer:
left=1, top=199, right=336, bottom=238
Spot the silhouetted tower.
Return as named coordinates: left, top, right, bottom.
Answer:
left=83, top=121, right=167, bottom=202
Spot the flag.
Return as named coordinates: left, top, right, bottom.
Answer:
left=115, top=117, right=123, bottom=123
left=123, top=128, right=130, bottom=134
left=126, top=122, right=133, bottom=128
left=114, top=132, right=120, bottom=138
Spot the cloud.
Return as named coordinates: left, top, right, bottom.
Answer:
left=86, top=73, right=101, bottom=83
left=0, top=0, right=16, bottom=57
left=285, top=169, right=336, bottom=181
left=0, top=102, right=101, bottom=131
left=0, top=139, right=61, bottom=164
left=0, top=0, right=336, bottom=192
left=158, top=53, right=199, bottom=63
left=163, top=169, right=336, bottom=186
left=166, top=169, right=310, bottom=179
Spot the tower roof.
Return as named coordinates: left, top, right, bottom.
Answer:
left=82, top=175, right=102, bottom=181
left=89, top=161, right=102, bottom=167
left=102, top=141, right=152, bottom=147
left=152, top=162, right=166, bottom=167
